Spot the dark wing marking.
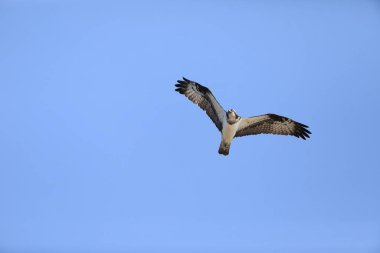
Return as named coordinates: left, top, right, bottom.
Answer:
left=175, top=77, right=226, bottom=131
left=235, top=114, right=311, bottom=139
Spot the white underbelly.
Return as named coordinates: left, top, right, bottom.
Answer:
left=222, top=123, right=238, bottom=143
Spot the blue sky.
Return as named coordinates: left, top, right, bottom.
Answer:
left=1, top=0, right=380, bottom=252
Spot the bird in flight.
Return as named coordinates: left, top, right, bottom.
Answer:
left=175, top=77, right=311, bottom=156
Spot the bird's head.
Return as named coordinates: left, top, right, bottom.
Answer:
left=227, top=109, right=240, bottom=124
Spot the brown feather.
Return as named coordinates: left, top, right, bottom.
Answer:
left=175, top=77, right=225, bottom=132
left=235, top=114, right=311, bottom=139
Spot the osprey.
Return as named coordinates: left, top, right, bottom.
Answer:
left=175, top=77, right=311, bottom=156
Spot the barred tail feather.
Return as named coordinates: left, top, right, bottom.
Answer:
left=218, top=141, right=230, bottom=156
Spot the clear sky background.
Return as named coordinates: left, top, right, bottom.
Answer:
left=1, top=0, right=380, bottom=252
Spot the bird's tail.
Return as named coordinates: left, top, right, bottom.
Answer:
left=218, top=141, right=230, bottom=156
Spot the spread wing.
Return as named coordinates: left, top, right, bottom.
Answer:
left=175, top=77, right=226, bottom=131
left=235, top=113, right=311, bottom=139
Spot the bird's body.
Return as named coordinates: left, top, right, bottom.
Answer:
left=219, top=110, right=240, bottom=155
left=175, top=77, right=311, bottom=156
left=222, top=119, right=239, bottom=144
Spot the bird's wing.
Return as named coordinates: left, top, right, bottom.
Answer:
left=175, top=77, right=226, bottom=131
left=235, top=113, right=311, bottom=139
